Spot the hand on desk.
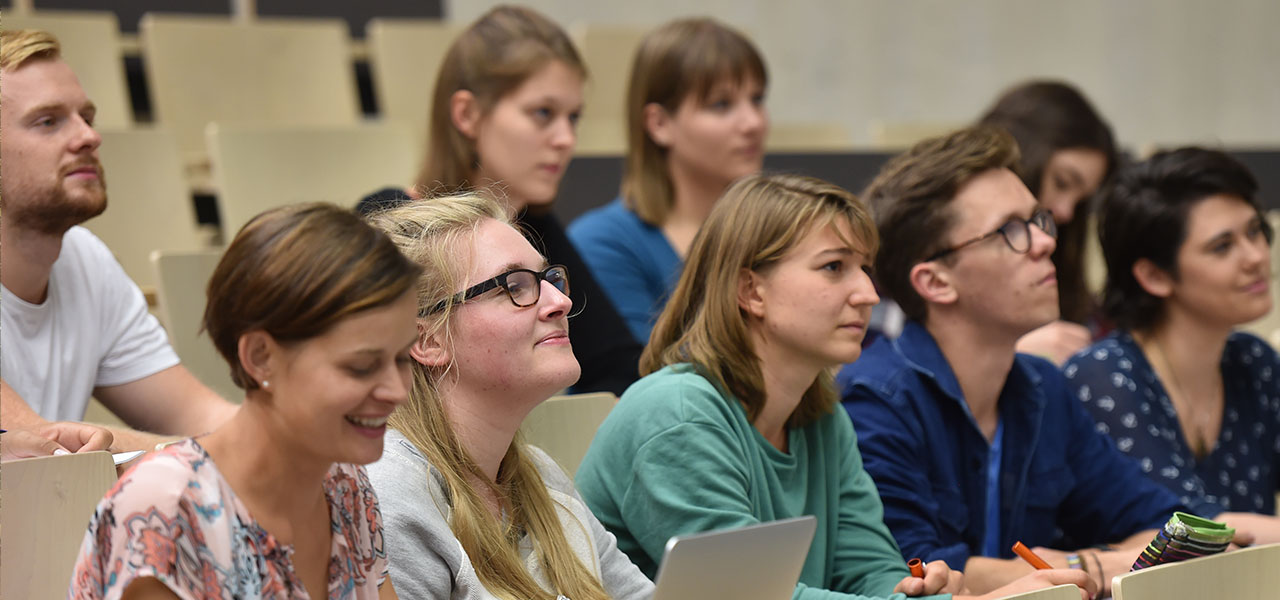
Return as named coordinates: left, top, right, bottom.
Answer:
left=1032, top=545, right=1142, bottom=598
left=969, top=569, right=1096, bottom=600
left=0, top=421, right=114, bottom=460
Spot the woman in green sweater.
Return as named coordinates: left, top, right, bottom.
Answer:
left=575, top=173, right=1095, bottom=600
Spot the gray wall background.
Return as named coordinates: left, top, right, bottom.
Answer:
left=452, top=0, right=1280, bottom=149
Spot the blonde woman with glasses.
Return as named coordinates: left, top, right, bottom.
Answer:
left=365, top=195, right=652, bottom=600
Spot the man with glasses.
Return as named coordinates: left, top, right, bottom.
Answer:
left=837, top=127, right=1197, bottom=598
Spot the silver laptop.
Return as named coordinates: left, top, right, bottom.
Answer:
left=651, top=516, right=817, bottom=600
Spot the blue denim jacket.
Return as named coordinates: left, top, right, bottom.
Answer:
left=838, top=321, right=1193, bottom=569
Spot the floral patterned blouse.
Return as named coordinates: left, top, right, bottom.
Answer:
left=69, top=439, right=388, bottom=599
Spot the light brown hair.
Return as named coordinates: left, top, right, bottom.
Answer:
left=203, top=203, right=422, bottom=390
left=863, top=126, right=1020, bottom=321
left=0, top=29, right=60, bottom=72
left=416, top=5, right=585, bottom=193
left=367, top=195, right=610, bottom=600
left=642, top=173, right=876, bottom=427
left=621, top=18, right=767, bottom=225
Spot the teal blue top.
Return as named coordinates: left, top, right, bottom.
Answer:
left=576, top=364, right=945, bottom=600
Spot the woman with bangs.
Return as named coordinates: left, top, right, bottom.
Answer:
left=358, top=5, right=640, bottom=396
left=568, top=17, right=769, bottom=344
left=575, top=174, right=1092, bottom=600
left=364, top=195, right=653, bottom=600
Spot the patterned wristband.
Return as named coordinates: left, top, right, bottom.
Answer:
left=1067, top=553, right=1084, bottom=570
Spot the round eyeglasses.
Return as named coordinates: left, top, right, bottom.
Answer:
left=925, top=209, right=1057, bottom=262
left=425, top=264, right=570, bottom=315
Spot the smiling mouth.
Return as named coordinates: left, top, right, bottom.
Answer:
left=345, top=415, right=388, bottom=428
left=1243, top=279, right=1270, bottom=292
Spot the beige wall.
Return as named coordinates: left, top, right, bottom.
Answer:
left=449, top=0, right=1280, bottom=149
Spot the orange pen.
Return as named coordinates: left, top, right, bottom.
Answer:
left=1012, top=541, right=1052, bottom=570
left=907, top=558, right=924, bottom=578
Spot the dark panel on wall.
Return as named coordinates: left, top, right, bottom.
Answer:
left=27, top=1, right=441, bottom=35
left=34, top=1, right=228, bottom=32
left=553, top=151, right=898, bottom=225
left=1228, top=150, right=1280, bottom=211
left=257, top=0, right=442, bottom=38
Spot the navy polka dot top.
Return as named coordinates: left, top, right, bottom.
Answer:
left=1063, top=331, right=1280, bottom=515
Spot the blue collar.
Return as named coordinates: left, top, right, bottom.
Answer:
left=890, top=321, right=1050, bottom=429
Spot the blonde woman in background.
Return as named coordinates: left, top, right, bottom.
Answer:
left=568, top=17, right=769, bottom=343
left=365, top=195, right=652, bottom=600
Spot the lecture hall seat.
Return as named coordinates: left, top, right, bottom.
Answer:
left=150, top=248, right=240, bottom=404
left=205, top=122, right=419, bottom=237
left=520, top=392, right=619, bottom=477
left=0, top=451, right=117, bottom=599
left=365, top=18, right=466, bottom=140
left=140, top=14, right=361, bottom=170
left=768, top=122, right=856, bottom=153
left=88, top=128, right=208, bottom=292
left=0, top=10, right=132, bottom=129
left=567, top=23, right=647, bottom=156
left=1110, top=542, right=1280, bottom=600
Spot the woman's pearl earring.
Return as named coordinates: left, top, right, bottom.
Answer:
left=261, top=380, right=270, bottom=390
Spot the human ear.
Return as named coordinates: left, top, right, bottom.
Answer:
left=736, top=268, right=766, bottom=319
left=410, top=322, right=451, bottom=368
left=909, top=262, right=957, bottom=307
left=238, top=330, right=276, bottom=387
left=643, top=102, right=674, bottom=148
left=450, top=89, right=482, bottom=140
left=1132, top=258, right=1174, bottom=298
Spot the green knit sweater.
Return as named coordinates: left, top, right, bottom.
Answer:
left=576, top=364, right=948, bottom=600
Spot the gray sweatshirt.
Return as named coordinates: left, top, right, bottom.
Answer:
left=367, top=429, right=655, bottom=600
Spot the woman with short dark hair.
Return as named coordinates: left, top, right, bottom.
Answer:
left=1064, top=147, right=1280, bottom=542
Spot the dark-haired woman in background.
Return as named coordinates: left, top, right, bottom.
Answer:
left=979, top=81, right=1118, bottom=364
left=1064, top=147, right=1280, bottom=542
left=71, top=204, right=421, bottom=599
left=358, top=5, right=640, bottom=395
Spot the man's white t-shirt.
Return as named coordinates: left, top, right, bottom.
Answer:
left=1, top=226, right=179, bottom=422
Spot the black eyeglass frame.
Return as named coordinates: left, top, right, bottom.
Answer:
left=924, top=209, right=1057, bottom=263
left=425, top=264, right=570, bottom=315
